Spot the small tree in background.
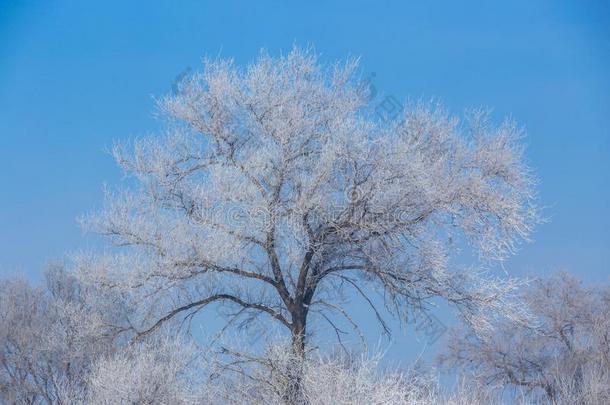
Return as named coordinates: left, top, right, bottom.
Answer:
left=439, top=272, right=610, bottom=404
left=80, top=47, right=538, bottom=400
left=77, top=337, right=207, bottom=405
left=0, top=266, right=128, bottom=404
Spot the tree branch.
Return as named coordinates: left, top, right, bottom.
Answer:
left=137, top=293, right=290, bottom=339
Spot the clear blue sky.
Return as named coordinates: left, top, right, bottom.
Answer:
left=1, top=0, right=608, bottom=362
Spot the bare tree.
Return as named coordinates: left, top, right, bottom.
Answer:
left=439, top=272, right=610, bottom=404
left=80, top=47, right=538, bottom=399
left=208, top=344, right=500, bottom=405
left=63, top=339, right=500, bottom=405
left=0, top=266, right=129, bottom=404
left=72, top=337, right=208, bottom=405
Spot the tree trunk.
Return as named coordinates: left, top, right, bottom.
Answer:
left=291, top=317, right=306, bottom=360
left=284, top=312, right=307, bottom=404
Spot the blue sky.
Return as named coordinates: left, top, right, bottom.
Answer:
left=1, top=0, right=608, bottom=363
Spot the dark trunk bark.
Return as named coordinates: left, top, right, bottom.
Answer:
left=284, top=310, right=307, bottom=404
left=291, top=316, right=306, bottom=359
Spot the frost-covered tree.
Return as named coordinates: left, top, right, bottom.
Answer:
left=67, top=340, right=498, bottom=405
left=209, top=344, right=498, bottom=405
left=81, top=47, right=538, bottom=398
left=0, top=266, right=128, bottom=404
left=73, top=337, right=207, bottom=405
left=439, top=273, right=610, bottom=404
